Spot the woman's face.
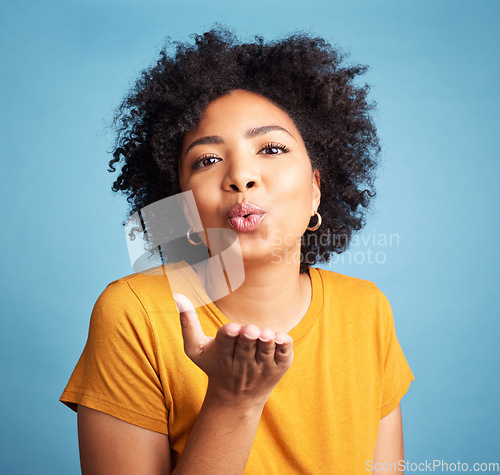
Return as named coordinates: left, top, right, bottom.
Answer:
left=179, top=89, right=321, bottom=265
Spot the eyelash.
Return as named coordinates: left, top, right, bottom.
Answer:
left=191, top=142, right=291, bottom=169
left=260, top=142, right=291, bottom=155
left=191, top=154, right=220, bottom=169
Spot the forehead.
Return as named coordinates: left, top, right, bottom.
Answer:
left=182, top=89, right=300, bottom=143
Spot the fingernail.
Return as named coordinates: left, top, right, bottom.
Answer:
left=173, top=294, right=183, bottom=313
left=258, top=336, right=270, bottom=342
left=243, top=332, right=257, bottom=339
left=226, top=331, right=239, bottom=337
left=275, top=339, right=284, bottom=344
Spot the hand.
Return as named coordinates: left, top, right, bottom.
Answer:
left=173, top=294, right=294, bottom=406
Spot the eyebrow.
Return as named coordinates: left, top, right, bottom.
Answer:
left=184, top=125, right=294, bottom=155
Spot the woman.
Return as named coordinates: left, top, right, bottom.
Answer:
left=60, top=27, right=414, bottom=473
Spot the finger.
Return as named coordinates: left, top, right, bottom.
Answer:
left=214, top=323, right=241, bottom=360
left=274, top=332, right=294, bottom=365
left=234, top=324, right=260, bottom=362
left=173, top=294, right=209, bottom=361
left=255, top=328, right=276, bottom=364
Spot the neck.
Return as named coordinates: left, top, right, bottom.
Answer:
left=212, top=256, right=312, bottom=333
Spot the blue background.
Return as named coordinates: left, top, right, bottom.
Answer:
left=1, top=0, right=498, bottom=473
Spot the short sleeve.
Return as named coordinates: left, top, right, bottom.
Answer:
left=59, top=279, right=169, bottom=435
left=377, top=288, right=415, bottom=419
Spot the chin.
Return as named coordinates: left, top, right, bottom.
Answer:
left=236, top=241, right=272, bottom=265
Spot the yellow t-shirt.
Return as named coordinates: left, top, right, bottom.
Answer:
left=60, top=266, right=414, bottom=473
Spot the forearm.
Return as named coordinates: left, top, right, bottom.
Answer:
left=172, top=387, right=265, bottom=474
left=172, top=296, right=293, bottom=474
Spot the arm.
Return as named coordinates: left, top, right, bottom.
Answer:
left=78, top=397, right=263, bottom=475
left=171, top=294, right=293, bottom=474
left=372, top=404, right=404, bottom=472
left=77, top=295, right=293, bottom=474
left=77, top=405, right=172, bottom=475
left=77, top=390, right=265, bottom=475
left=172, top=387, right=265, bottom=474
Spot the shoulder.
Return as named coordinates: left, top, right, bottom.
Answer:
left=313, top=267, right=388, bottom=305
left=102, top=263, right=186, bottom=301
left=93, top=264, right=181, bottom=324
left=312, top=267, right=394, bottom=335
left=313, top=268, right=397, bottom=351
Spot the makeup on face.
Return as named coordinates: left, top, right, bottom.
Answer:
left=178, top=89, right=320, bottom=263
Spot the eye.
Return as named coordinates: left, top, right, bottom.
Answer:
left=258, top=142, right=290, bottom=155
left=192, top=154, right=221, bottom=169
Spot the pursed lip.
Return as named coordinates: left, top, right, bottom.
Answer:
left=226, top=202, right=266, bottom=218
left=226, top=202, right=266, bottom=233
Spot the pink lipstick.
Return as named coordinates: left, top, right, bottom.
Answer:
left=226, top=202, right=266, bottom=233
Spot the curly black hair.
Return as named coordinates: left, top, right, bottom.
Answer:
left=109, top=26, right=380, bottom=273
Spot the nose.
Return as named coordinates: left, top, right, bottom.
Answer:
left=228, top=180, right=255, bottom=192
left=222, top=159, right=260, bottom=192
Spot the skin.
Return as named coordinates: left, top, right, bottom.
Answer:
left=178, top=89, right=321, bottom=333
left=77, top=90, right=405, bottom=473
left=78, top=404, right=403, bottom=474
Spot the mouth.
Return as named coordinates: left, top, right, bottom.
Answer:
left=226, top=202, right=266, bottom=233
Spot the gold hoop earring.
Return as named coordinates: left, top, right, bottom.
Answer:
left=307, top=211, right=322, bottom=231
left=187, top=227, right=203, bottom=246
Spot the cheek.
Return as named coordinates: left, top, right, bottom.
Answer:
left=271, top=164, right=313, bottom=205
left=188, top=186, right=221, bottom=227
left=181, top=172, right=213, bottom=202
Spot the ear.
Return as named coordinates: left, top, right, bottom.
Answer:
left=311, top=169, right=321, bottom=215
